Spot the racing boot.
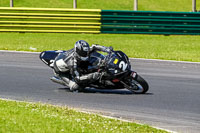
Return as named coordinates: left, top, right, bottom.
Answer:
left=61, top=76, right=82, bottom=92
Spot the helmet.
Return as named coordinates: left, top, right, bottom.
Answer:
left=74, top=40, right=90, bottom=61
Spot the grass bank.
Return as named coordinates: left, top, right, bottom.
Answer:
left=0, top=99, right=168, bottom=133
left=0, top=33, right=200, bottom=62
left=0, top=0, right=199, bottom=11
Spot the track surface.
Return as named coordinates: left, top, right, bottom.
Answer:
left=0, top=51, right=200, bottom=133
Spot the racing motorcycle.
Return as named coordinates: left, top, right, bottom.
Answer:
left=39, top=49, right=149, bottom=94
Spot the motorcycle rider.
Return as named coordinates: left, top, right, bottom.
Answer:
left=52, top=40, right=113, bottom=91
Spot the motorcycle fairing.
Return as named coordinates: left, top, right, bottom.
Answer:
left=39, top=50, right=65, bottom=68
left=106, top=51, right=131, bottom=75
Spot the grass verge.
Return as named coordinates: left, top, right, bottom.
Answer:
left=0, top=0, right=199, bottom=11
left=0, top=99, right=168, bottom=133
left=0, top=33, right=200, bottom=62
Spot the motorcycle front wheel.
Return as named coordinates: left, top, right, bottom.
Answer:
left=129, top=74, right=149, bottom=94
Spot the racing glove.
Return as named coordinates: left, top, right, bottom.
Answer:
left=105, top=46, right=113, bottom=53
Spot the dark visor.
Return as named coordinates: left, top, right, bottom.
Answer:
left=76, top=48, right=89, bottom=57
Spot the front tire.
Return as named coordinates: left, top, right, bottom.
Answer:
left=129, top=74, right=149, bottom=94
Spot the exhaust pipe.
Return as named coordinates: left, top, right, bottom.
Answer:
left=50, top=76, right=66, bottom=86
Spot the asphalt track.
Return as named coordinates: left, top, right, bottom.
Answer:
left=0, top=51, right=200, bottom=133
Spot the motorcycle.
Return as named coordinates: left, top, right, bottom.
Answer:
left=39, top=49, right=149, bottom=94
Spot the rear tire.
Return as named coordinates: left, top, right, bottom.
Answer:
left=129, top=74, right=149, bottom=94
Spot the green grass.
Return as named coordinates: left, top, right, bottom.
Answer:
left=0, top=0, right=200, bottom=11
left=0, top=1, right=198, bottom=132
left=0, top=99, right=168, bottom=133
left=0, top=33, right=200, bottom=62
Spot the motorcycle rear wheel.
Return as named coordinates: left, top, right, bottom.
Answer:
left=129, top=74, right=149, bottom=94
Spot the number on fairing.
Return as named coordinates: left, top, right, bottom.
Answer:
left=119, top=61, right=128, bottom=71
left=50, top=60, right=55, bottom=67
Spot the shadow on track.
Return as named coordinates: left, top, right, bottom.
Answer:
left=58, top=87, right=153, bottom=95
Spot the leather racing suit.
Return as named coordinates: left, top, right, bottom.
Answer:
left=53, top=44, right=112, bottom=91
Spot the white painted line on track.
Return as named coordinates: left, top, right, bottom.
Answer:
left=0, top=50, right=40, bottom=54
left=131, top=58, right=200, bottom=64
left=78, top=110, right=177, bottom=133
left=1, top=50, right=200, bottom=64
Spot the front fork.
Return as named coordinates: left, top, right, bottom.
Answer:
left=120, top=71, right=138, bottom=91
left=130, top=71, right=137, bottom=79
